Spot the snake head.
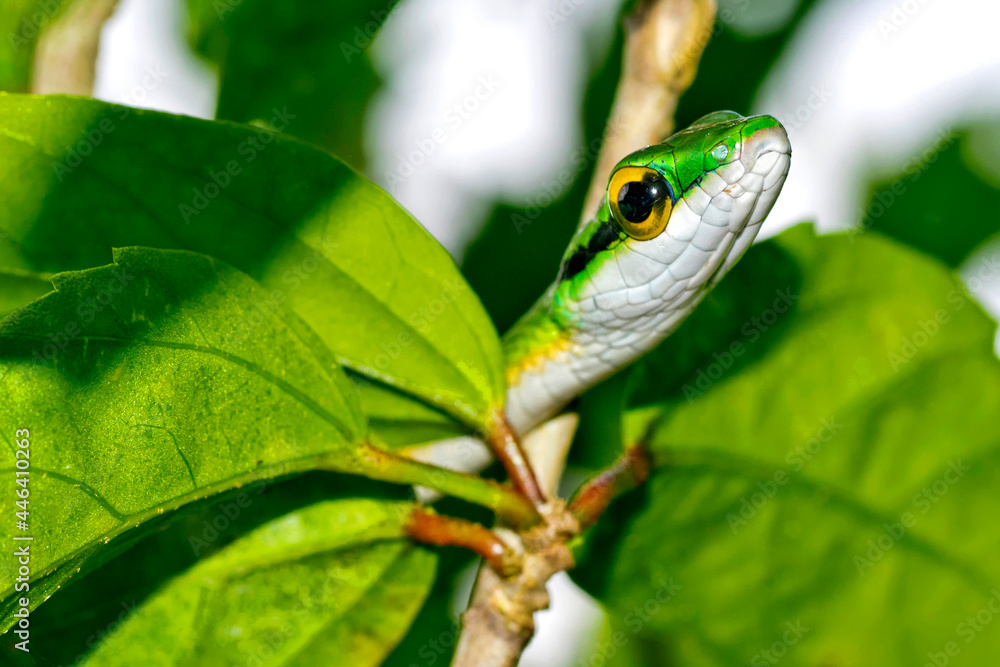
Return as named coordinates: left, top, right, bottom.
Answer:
left=556, top=111, right=790, bottom=307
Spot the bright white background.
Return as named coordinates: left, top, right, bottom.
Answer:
left=92, top=0, right=1000, bottom=663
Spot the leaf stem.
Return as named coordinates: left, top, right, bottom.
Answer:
left=567, top=444, right=652, bottom=529
left=487, top=409, right=546, bottom=507
left=405, top=508, right=520, bottom=576
left=352, top=444, right=542, bottom=529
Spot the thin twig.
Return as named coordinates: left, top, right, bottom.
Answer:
left=488, top=409, right=546, bottom=507
left=32, top=0, right=121, bottom=96
left=406, top=508, right=521, bottom=577
left=568, top=444, right=652, bottom=529
left=581, top=0, right=718, bottom=218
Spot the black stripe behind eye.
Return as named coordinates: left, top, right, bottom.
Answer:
left=558, top=220, right=622, bottom=282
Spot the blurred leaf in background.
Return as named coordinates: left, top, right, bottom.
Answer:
left=186, top=0, right=396, bottom=167
left=859, top=123, right=1000, bottom=268
left=0, top=267, right=50, bottom=319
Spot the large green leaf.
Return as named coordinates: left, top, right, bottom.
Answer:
left=0, top=246, right=375, bottom=630
left=0, top=93, right=503, bottom=430
left=185, top=0, right=389, bottom=167
left=81, top=499, right=436, bottom=667
left=577, top=226, right=1000, bottom=665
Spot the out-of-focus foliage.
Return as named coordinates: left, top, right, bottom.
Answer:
left=186, top=0, right=393, bottom=167
left=861, top=124, right=1000, bottom=267
left=574, top=225, right=1000, bottom=664
left=0, top=267, right=50, bottom=319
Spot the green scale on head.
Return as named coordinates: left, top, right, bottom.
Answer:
left=502, top=111, right=791, bottom=434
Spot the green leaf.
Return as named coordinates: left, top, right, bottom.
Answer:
left=81, top=499, right=435, bottom=667
left=353, top=378, right=472, bottom=450
left=577, top=225, right=1000, bottom=664
left=860, top=127, right=1000, bottom=267
left=0, top=93, right=503, bottom=429
left=0, top=246, right=377, bottom=631
left=185, top=0, right=389, bottom=167
left=0, top=266, right=50, bottom=320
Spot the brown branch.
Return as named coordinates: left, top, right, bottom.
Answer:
left=32, top=0, right=121, bottom=96
left=582, top=0, right=718, bottom=218
left=451, top=503, right=579, bottom=667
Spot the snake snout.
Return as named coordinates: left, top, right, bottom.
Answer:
left=740, top=119, right=791, bottom=174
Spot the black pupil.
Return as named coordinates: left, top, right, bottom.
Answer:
left=617, top=180, right=666, bottom=223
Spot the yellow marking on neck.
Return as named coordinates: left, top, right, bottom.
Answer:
left=506, top=333, right=576, bottom=387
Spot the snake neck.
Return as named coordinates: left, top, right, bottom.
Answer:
left=501, top=287, right=577, bottom=434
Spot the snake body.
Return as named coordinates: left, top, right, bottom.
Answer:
left=502, top=112, right=791, bottom=434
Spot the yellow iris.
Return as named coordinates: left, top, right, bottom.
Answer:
left=607, top=166, right=673, bottom=241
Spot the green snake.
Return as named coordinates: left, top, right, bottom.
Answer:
left=412, top=111, right=791, bottom=471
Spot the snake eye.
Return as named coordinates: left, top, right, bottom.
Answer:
left=608, top=166, right=674, bottom=240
